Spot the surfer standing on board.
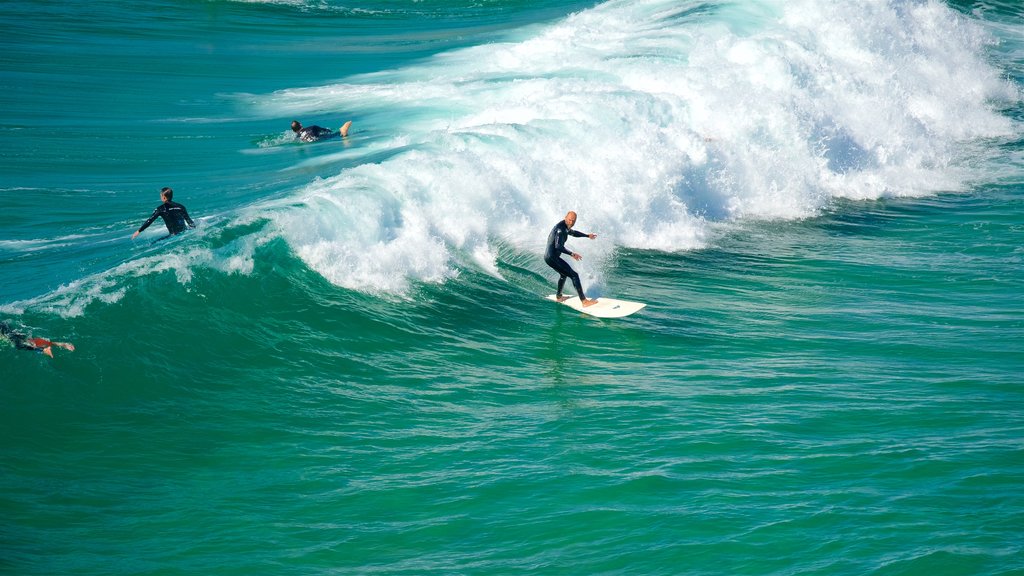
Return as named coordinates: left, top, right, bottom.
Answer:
left=291, top=120, right=352, bottom=142
left=131, top=187, right=195, bottom=240
left=545, top=211, right=598, bottom=307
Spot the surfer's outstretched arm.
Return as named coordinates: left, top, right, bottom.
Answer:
left=132, top=209, right=160, bottom=239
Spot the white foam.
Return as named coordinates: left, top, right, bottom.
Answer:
left=1, top=226, right=262, bottom=318
left=241, top=0, right=1018, bottom=294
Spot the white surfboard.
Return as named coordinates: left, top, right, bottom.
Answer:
left=546, top=294, right=646, bottom=318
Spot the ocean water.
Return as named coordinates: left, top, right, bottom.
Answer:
left=1, top=0, right=1023, bottom=574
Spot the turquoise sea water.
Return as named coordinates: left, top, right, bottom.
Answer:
left=2, top=0, right=1023, bottom=574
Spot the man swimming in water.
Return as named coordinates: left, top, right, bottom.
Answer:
left=131, top=187, right=195, bottom=240
left=545, top=211, right=598, bottom=307
left=1, top=321, right=75, bottom=358
left=291, top=120, right=353, bottom=143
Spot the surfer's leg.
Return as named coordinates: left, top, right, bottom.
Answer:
left=568, top=270, right=587, bottom=301
left=556, top=274, right=568, bottom=299
left=340, top=120, right=352, bottom=138
left=548, top=257, right=575, bottom=300
left=555, top=257, right=587, bottom=301
left=562, top=263, right=595, bottom=305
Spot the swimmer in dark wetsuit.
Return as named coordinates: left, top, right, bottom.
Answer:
left=291, top=120, right=353, bottom=143
left=131, top=187, right=195, bottom=240
left=545, top=210, right=598, bottom=307
left=1, top=321, right=75, bottom=358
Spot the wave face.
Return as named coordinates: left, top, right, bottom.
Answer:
left=241, top=0, right=1020, bottom=295
left=1, top=0, right=1019, bottom=309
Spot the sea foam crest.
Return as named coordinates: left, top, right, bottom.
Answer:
left=0, top=232, right=262, bottom=319
left=252, top=0, right=1019, bottom=295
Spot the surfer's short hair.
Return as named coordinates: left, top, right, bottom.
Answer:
left=161, top=187, right=173, bottom=200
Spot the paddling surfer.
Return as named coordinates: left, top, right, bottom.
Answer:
left=131, top=187, right=195, bottom=240
left=1, top=321, right=75, bottom=358
left=291, top=120, right=352, bottom=142
left=545, top=211, right=598, bottom=307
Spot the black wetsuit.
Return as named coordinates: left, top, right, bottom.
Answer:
left=544, top=220, right=589, bottom=300
left=137, top=201, right=195, bottom=237
left=0, top=321, right=37, bottom=352
left=296, top=125, right=334, bottom=142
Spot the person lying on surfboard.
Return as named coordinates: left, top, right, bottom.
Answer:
left=1, top=321, right=75, bottom=358
left=545, top=210, right=598, bottom=307
left=291, top=119, right=352, bottom=142
left=131, top=187, right=195, bottom=241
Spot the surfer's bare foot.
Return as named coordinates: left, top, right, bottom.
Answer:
left=340, top=120, right=352, bottom=138
left=582, top=298, right=598, bottom=307
left=556, top=295, right=570, bottom=302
